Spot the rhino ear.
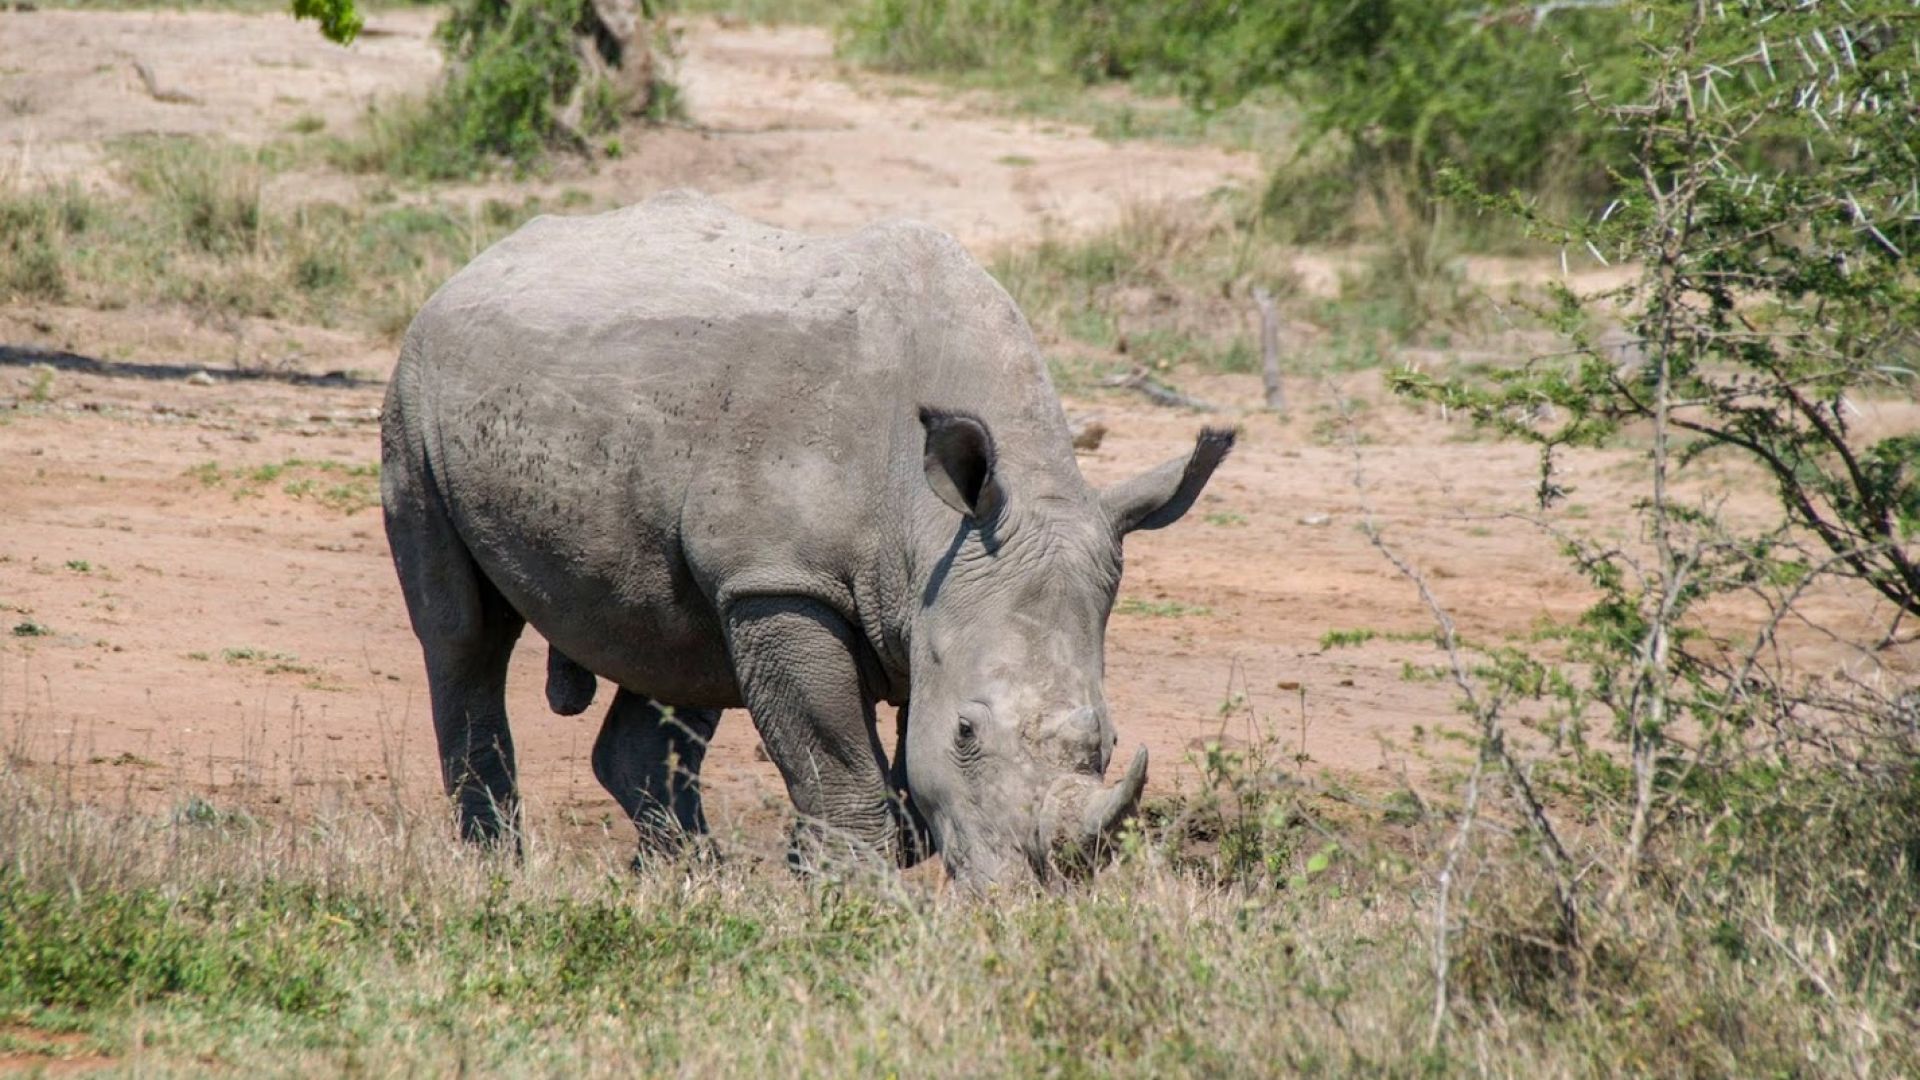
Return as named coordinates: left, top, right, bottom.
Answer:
left=920, top=407, right=1005, bottom=522
left=1101, top=427, right=1236, bottom=535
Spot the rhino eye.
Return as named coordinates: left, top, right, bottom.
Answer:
left=955, top=705, right=989, bottom=759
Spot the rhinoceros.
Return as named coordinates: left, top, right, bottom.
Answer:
left=380, top=191, right=1231, bottom=888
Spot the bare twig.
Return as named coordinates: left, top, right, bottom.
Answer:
left=1099, top=367, right=1221, bottom=412
left=1336, top=380, right=1581, bottom=1047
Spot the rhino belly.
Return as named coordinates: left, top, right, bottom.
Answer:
left=463, top=519, right=742, bottom=708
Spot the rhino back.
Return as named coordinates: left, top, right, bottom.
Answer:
left=393, top=192, right=1071, bottom=701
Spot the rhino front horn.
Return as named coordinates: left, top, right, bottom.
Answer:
left=1080, top=745, right=1148, bottom=844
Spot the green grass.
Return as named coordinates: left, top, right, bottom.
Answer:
left=670, top=0, right=852, bottom=22
left=1116, top=597, right=1211, bottom=618
left=1319, top=627, right=1438, bottom=650
left=837, top=0, right=1297, bottom=152
left=187, top=457, right=381, bottom=511
left=894, top=67, right=1296, bottom=153
left=0, top=135, right=557, bottom=336
left=987, top=197, right=1499, bottom=383
left=2, top=744, right=1916, bottom=1074
left=0, top=186, right=89, bottom=303
left=987, top=202, right=1285, bottom=380
left=28, top=0, right=438, bottom=10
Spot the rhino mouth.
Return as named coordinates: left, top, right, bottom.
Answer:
left=1025, top=746, right=1150, bottom=880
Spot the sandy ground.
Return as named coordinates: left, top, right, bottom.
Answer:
left=0, top=8, right=1256, bottom=251
left=2, top=10, right=1913, bottom=861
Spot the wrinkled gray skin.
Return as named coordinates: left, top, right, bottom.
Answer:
left=381, top=191, right=1232, bottom=889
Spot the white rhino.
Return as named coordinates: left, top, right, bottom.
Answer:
left=381, top=192, right=1231, bottom=888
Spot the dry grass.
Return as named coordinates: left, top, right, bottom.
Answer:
left=2, top=727, right=1915, bottom=1075
left=0, top=136, right=568, bottom=338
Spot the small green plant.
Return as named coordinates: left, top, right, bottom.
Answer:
left=1399, top=661, right=1443, bottom=683
left=26, top=365, right=54, bottom=403
left=1157, top=732, right=1315, bottom=887
left=1318, top=627, right=1376, bottom=650
left=11, top=620, right=51, bottom=638
left=63, top=560, right=90, bottom=573
left=189, top=459, right=381, bottom=512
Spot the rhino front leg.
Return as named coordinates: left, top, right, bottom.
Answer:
left=724, top=596, right=908, bottom=871
left=592, top=689, right=721, bottom=859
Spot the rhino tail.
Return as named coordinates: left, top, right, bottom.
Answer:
left=546, top=647, right=598, bottom=716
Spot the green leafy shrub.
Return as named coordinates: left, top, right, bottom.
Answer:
left=326, top=0, right=669, bottom=178
left=1370, top=0, right=1920, bottom=1047
left=432, top=0, right=603, bottom=170
left=843, top=0, right=1636, bottom=221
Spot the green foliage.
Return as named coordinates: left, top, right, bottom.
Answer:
left=1371, top=4, right=1920, bottom=1046
left=290, top=0, right=362, bottom=44
left=1397, top=0, right=1920, bottom=618
left=325, top=0, right=662, bottom=178
left=1146, top=733, right=1317, bottom=888
left=844, top=0, right=1635, bottom=223
left=4, top=739, right=1920, bottom=1071
left=846, top=0, right=1195, bottom=84
left=986, top=201, right=1317, bottom=374
left=432, top=0, right=600, bottom=171
left=1263, top=3, right=1634, bottom=204
left=26, top=364, right=56, bottom=403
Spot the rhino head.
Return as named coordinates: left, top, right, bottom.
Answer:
left=903, top=408, right=1233, bottom=890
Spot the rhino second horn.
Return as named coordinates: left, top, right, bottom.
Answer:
left=1079, top=745, right=1148, bottom=843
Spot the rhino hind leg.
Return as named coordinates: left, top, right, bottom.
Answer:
left=384, top=455, right=526, bottom=847
left=545, top=647, right=598, bottom=715
left=592, top=689, right=722, bottom=860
